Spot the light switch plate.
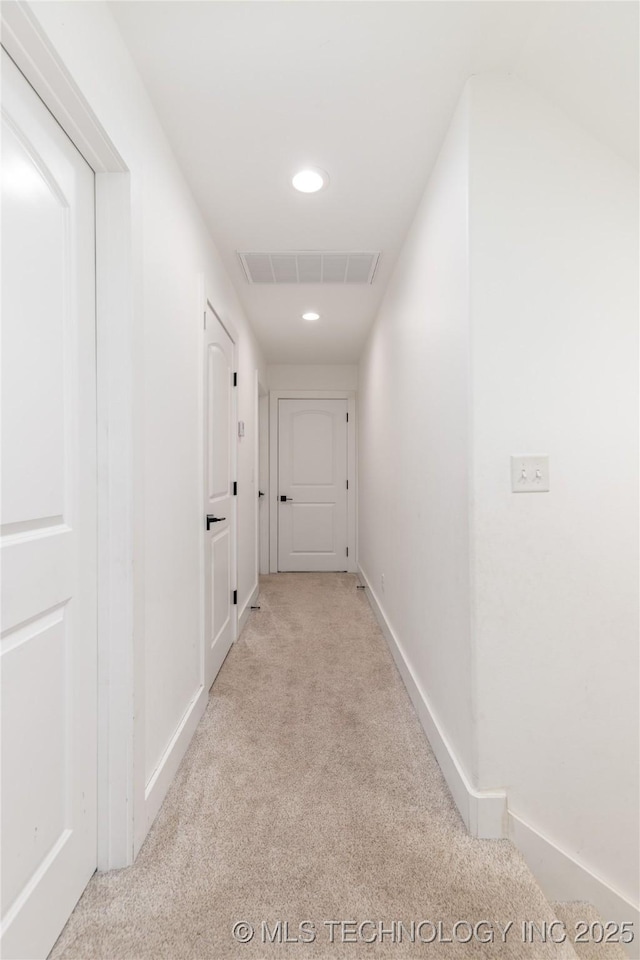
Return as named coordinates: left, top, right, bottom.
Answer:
left=511, top=456, right=550, bottom=493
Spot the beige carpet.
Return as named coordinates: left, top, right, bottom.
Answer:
left=551, top=904, right=629, bottom=960
left=51, top=573, right=611, bottom=959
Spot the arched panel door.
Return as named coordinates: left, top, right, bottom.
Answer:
left=278, top=399, right=348, bottom=571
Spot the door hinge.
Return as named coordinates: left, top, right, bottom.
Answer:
left=233, top=372, right=237, bottom=386
left=233, top=589, right=238, bottom=605
left=346, top=412, right=349, bottom=422
left=346, top=479, right=349, bottom=490
left=346, top=547, right=349, bottom=557
left=233, top=481, right=237, bottom=496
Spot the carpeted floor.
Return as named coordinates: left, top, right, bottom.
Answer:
left=50, top=573, right=616, bottom=959
left=551, top=904, right=628, bottom=960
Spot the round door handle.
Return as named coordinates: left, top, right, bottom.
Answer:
left=206, top=514, right=226, bottom=530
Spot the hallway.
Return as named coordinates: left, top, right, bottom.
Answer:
left=52, top=574, right=598, bottom=959
left=1, top=4, right=638, bottom=956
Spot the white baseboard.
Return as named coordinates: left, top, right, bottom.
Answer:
left=141, top=583, right=258, bottom=844
left=142, top=581, right=255, bottom=844
left=238, top=582, right=259, bottom=636
left=509, top=812, right=640, bottom=956
left=143, top=684, right=208, bottom=833
left=356, top=564, right=638, bottom=947
left=357, top=565, right=506, bottom=839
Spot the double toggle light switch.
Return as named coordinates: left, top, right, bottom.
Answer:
left=510, top=456, right=550, bottom=493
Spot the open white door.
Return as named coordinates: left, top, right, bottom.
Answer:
left=203, top=306, right=236, bottom=690
left=277, top=398, right=348, bottom=571
left=1, top=52, right=97, bottom=959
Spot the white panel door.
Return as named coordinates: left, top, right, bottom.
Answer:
left=203, top=309, right=236, bottom=690
left=258, top=394, right=269, bottom=575
left=278, top=399, right=348, bottom=571
left=1, top=52, right=97, bottom=959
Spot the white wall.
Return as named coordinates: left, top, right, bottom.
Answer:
left=268, top=364, right=358, bottom=392
left=29, top=0, right=266, bottom=850
left=359, top=71, right=639, bottom=917
left=469, top=75, right=639, bottom=906
left=358, top=88, right=475, bottom=781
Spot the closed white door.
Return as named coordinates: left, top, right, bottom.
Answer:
left=258, top=393, right=269, bottom=575
left=278, top=399, right=348, bottom=571
left=203, top=308, right=236, bottom=690
left=1, top=52, right=97, bottom=959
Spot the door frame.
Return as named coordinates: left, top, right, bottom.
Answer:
left=2, top=4, right=136, bottom=870
left=258, top=386, right=270, bottom=576
left=198, top=283, right=239, bottom=691
left=269, top=390, right=357, bottom=574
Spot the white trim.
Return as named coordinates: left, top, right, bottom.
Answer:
left=239, top=582, right=260, bottom=637
left=269, top=390, right=357, bottom=573
left=269, top=395, right=277, bottom=572
left=219, top=301, right=239, bottom=646
left=358, top=562, right=639, bottom=936
left=95, top=173, right=136, bottom=869
left=245, top=367, right=260, bottom=608
left=347, top=394, right=356, bottom=569
left=213, top=306, right=239, bottom=348
left=1, top=2, right=126, bottom=174
left=1, top=6, right=136, bottom=872
left=143, top=686, right=208, bottom=834
left=509, top=812, right=640, bottom=954
left=357, top=565, right=507, bottom=839
left=197, top=275, right=207, bottom=697
left=258, top=391, right=270, bottom=576
left=149, top=278, right=220, bottom=844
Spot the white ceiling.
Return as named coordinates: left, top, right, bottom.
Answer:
left=110, top=1, right=638, bottom=364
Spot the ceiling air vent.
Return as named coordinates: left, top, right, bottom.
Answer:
left=238, top=251, right=380, bottom=285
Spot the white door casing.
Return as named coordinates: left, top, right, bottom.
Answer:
left=203, top=305, right=236, bottom=690
left=258, top=392, right=269, bottom=575
left=1, top=51, right=97, bottom=960
left=277, top=398, right=348, bottom=572
left=3, top=0, right=137, bottom=874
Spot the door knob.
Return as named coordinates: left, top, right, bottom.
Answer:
left=206, top=514, right=226, bottom=530
left=280, top=496, right=293, bottom=502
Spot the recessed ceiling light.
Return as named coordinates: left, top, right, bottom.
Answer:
left=292, top=168, right=328, bottom=194
left=302, top=311, right=320, bottom=321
